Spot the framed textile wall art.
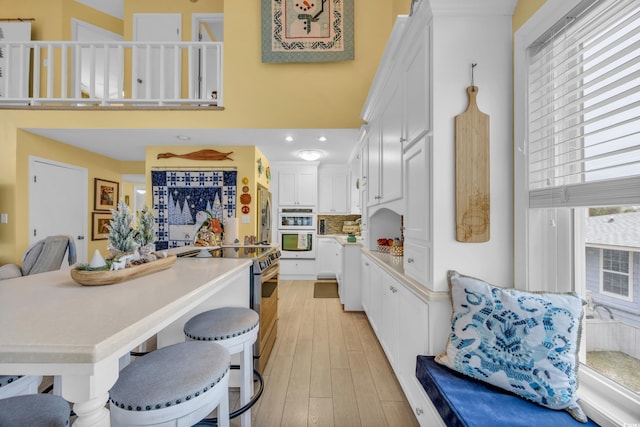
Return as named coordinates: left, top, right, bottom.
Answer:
left=262, top=0, right=354, bottom=63
left=151, top=170, right=237, bottom=249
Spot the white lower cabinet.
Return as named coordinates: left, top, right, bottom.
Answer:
left=368, top=260, right=383, bottom=335
left=279, top=259, right=316, bottom=280
left=339, top=243, right=362, bottom=311
left=381, top=270, right=400, bottom=367
left=360, top=255, right=371, bottom=314
left=317, top=237, right=337, bottom=279
left=360, top=252, right=448, bottom=425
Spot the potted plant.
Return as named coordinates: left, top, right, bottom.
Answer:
left=107, top=200, right=138, bottom=259
left=135, top=205, right=156, bottom=261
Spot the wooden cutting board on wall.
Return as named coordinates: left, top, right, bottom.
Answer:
left=455, top=86, right=490, bottom=243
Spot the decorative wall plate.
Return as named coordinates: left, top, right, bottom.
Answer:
left=242, top=185, right=250, bottom=193
left=242, top=206, right=250, bottom=214
left=240, top=193, right=252, bottom=205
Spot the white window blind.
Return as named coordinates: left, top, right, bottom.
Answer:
left=527, top=0, right=640, bottom=208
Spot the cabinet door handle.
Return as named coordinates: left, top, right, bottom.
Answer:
left=416, top=408, right=424, bottom=416
left=407, top=258, right=414, bottom=263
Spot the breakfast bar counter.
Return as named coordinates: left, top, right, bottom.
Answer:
left=0, top=257, right=252, bottom=426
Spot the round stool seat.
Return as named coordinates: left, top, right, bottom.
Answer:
left=110, top=341, right=230, bottom=413
left=184, top=307, right=259, bottom=342
left=0, top=393, right=70, bottom=427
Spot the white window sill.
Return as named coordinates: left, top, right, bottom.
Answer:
left=578, top=366, right=640, bottom=426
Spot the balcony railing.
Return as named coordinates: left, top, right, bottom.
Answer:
left=0, top=41, right=223, bottom=107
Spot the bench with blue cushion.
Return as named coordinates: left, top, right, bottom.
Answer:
left=416, top=355, right=600, bottom=427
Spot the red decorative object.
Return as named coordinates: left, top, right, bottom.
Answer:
left=241, top=206, right=250, bottom=214
left=240, top=193, right=252, bottom=205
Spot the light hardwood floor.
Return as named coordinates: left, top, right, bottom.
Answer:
left=43, top=279, right=419, bottom=426
left=242, top=279, right=419, bottom=427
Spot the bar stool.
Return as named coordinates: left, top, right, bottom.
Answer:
left=0, top=393, right=70, bottom=427
left=109, top=341, right=230, bottom=427
left=184, top=307, right=260, bottom=427
left=0, top=375, right=43, bottom=399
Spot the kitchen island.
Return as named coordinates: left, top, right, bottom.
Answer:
left=0, top=257, right=252, bottom=427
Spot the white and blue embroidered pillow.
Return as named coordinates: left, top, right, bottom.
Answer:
left=436, top=271, right=587, bottom=423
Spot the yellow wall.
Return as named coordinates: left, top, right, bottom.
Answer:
left=14, top=130, right=124, bottom=263
left=0, top=0, right=539, bottom=263
left=513, top=0, right=546, bottom=32
left=145, top=145, right=269, bottom=242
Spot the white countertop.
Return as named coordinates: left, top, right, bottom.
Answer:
left=361, top=248, right=449, bottom=303
left=318, top=234, right=363, bottom=246
left=0, top=257, right=252, bottom=366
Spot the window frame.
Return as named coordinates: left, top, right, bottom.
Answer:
left=599, top=248, right=633, bottom=301
left=514, top=1, right=640, bottom=425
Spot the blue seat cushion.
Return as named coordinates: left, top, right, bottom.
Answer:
left=0, top=375, right=22, bottom=388
left=416, top=356, right=600, bottom=427
left=0, top=394, right=70, bottom=427
left=184, top=307, right=259, bottom=341
left=109, top=341, right=230, bottom=412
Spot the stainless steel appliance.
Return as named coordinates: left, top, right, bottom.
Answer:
left=278, top=208, right=316, bottom=229
left=278, top=229, right=316, bottom=259
left=257, top=184, right=273, bottom=244
left=176, top=246, right=280, bottom=372
left=278, top=208, right=317, bottom=259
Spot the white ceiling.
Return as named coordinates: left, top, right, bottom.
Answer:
left=25, top=128, right=362, bottom=164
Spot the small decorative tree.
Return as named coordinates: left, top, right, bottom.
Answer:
left=107, top=200, right=138, bottom=258
left=136, top=206, right=156, bottom=260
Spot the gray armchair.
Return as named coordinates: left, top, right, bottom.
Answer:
left=0, top=235, right=77, bottom=280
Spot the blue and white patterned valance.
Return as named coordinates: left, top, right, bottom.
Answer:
left=152, top=171, right=237, bottom=250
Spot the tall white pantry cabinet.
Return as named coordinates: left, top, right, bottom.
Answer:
left=357, top=1, right=516, bottom=424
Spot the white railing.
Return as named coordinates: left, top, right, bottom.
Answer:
left=587, top=319, right=640, bottom=360
left=0, top=41, right=223, bottom=107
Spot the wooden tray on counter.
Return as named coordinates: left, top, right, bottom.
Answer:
left=70, top=255, right=177, bottom=286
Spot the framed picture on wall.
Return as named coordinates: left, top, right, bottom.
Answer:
left=94, top=178, right=119, bottom=211
left=92, top=212, right=112, bottom=240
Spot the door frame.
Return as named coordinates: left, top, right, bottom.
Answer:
left=28, top=156, right=88, bottom=260
left=191, top=13, right=223, bottom=101
left=71, top=18, right=124, bottom=99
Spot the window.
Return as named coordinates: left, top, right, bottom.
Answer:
left=601, top=248, right=632, bottom=299
left=515, top=0, right=640, bottom=422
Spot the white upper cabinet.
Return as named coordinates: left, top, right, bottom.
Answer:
left=402, top=18, right=430, bottom=144
left=366, top=82, right=403, bottom=208
left=403, top=136, right=430, bottom=241
left=379, top=79, right=403, bottom=204
left=278, top=164, right=318, bottom=207
left=318, top=165, right=349, bottom=214
left=403, top=135, right=431, bottom=286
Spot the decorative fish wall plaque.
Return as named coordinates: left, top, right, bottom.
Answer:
left=157, top=149, right=234, bottom=161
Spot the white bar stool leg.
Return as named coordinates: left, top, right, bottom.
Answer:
left=240, top=339, right=253, bottom=427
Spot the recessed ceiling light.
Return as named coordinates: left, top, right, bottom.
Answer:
left=285, top=136, right=294, bottom=142
left=297, top=150, right=324, bottom=161
left=176, top=135, right=191, bottom=141
left=317, top=136, right=327, bottom=142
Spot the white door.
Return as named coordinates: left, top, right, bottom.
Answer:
left=133, top=14, right=181, bottom=100
left=72, top=18, right=124, bottom=99
left=192, top=14, right=223, bottom=102
left=29, top=158, right=88, bottom=266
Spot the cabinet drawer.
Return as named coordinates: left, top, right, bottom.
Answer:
left=403, top=241, right=430, bottom=286
left=279, top=259, right=316, bottom=275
